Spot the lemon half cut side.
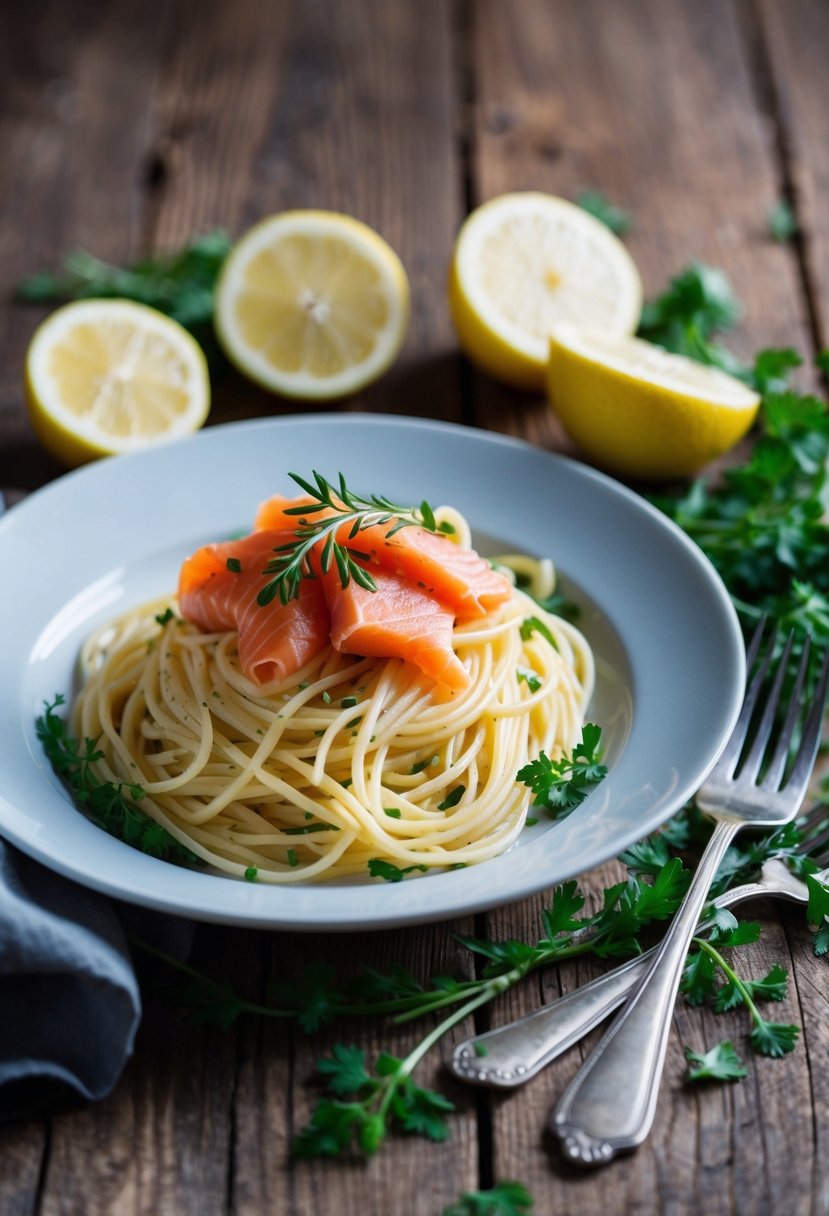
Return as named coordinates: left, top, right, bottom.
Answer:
left=547, top=323, right=761, bottom=480
left=25, top=298, right=211, bottom=468
left=449, top=192, right=642, bottom=391
left=215, top=211, right=410, bottom=400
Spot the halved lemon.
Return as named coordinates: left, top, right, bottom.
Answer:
left=449, top=192, right=642, bottom=391
left=547, top=323, right=761, bottom=479
left=25, top=299, right=210, bottom=468
left=215, top=211, right=410, bottom=399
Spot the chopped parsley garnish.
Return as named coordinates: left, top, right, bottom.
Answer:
left=411, top=755, right=439, bottom=774
left=226, top=557, right=242, bottom=573
left=516, top=668, right=542, bottom=693
left=367, top=859, right=429, bottom=882
left=154, top=607, right=175, bottom=626
left=519, top=616, right=556, bottom=647
left=437, top=786, right=465, bottom=812
left=517, top=724, right=607, bottom=817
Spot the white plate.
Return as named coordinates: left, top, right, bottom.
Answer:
left=0, top=415, right=744, bottom=930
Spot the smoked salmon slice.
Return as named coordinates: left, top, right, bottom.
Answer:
left=320, top=564, right=470, bottom=692
left=178, top=530, right=329, bottom=685
left=254, top=493, right=511, bottom=620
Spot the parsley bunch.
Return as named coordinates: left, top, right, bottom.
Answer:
left=36, top=696, right=198, bottom=864
left=16, top=232, right=231, bottom=357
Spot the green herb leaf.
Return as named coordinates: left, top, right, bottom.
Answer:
left=437, top=786, right=465, bottom=811
left=317, top=1044, right=373, bottom=1096
left=749, top=1019, right=800, bottom=1058
left=685, top=1040, right=747, bottom=1083
left=638, top=262, right=746, bottom=379
left=367, top=858, right=429, bottom=882
left=516, top=724, right=607, bottom=817
left=576, top=190, right=632, bottom=236
left=768, top=199, right=798, bottom=242
left=442, top=1179, right=534, bottom=1216
left=36, top=696, right=199, bottom=865
left=519, top=616, right=556, bottom=646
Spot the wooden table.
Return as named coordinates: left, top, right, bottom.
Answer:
left=2, top=2, right=828, bottom=1212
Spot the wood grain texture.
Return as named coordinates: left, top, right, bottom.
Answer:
left=756, top=0, right=829, bottom=350
left=0, top=0, right=165, bottom=486
left=149, top=0, right=464, bottom=424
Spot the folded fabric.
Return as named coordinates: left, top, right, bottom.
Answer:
left=0, top=839, right=141, bottom=1119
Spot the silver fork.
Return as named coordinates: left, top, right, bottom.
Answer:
left=449, top=801, right=829, bottom=1090
left=548, top=623, right=829, bottom=1167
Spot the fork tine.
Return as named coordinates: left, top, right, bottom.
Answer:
left=804, top=823, right=829, bottom=863
left=715, top=616, right=773, bottom=776
left=781, top=643, right=829, bottom=806
left=741, top=629, right=795, bottom=785
left=796, top=800, right=829, bottom=847
left=760, top=633, right=810, bottom=788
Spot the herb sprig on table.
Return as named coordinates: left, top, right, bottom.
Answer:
left=16, top=232, right=231, bottom=356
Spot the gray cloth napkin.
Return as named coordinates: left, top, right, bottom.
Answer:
left=0, top=839, right=141, bottom=1118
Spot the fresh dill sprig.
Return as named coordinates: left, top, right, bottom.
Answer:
left=257, top=471, right=454, bottom=605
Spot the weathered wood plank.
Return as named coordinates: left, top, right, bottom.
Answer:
left=757, top=0, right=829, bottom=352
left=235, top=926, right=479, bottom=1216
left=0, top=0, right=166, bottom=487
left=0, top=1120, right=47, bottom=1216
left=149, top=0, right=464, bottom=425
left=464, top=0, right=813, bottom=454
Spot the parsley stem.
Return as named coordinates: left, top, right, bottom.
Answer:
left=693, top=937, right=764, bottom=1025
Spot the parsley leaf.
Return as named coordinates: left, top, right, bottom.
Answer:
left=576, top=190, right=632, bottom=236
left=638, top=262, right=746, bottom=378
left=768, top=199, right=798, bottom=243
left=805, top=870, right=829, bottom=925
left=293, top=1047, right=454, bottom=1158
left=367, top=858, right=428, bottom=882
left=516, top=724, right=607, bottom=816
left=36, top=696, right=199, bottom=865
left=685, top=1040, right=747, bottom=1083
left=442, top=1179, right=535, bottom=1216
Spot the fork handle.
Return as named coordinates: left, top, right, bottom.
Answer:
left=551, top=818, right=739, bottom=1167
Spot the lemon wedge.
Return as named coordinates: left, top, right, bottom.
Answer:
left=215, top=211, right=410, bottom=399
left=24, top=299, right=210, bottom=468
left=547, top=323, right=760, bottom=479
left=448, top=192, right=642, bottom=390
